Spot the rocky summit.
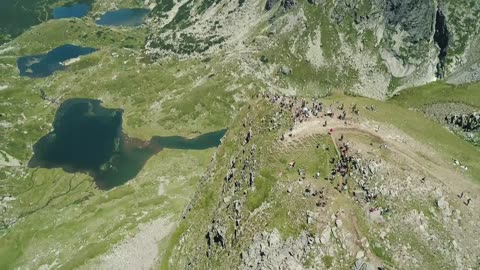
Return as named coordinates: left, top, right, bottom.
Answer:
left=1, top=0, right=480, bottom=269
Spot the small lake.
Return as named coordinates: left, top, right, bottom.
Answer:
left=0, top=0, right=94, bottom=45
left=29, top=98, right=226, bottom=189
left=53, top=3, right=90, bottom=19
left=151, top=130, right=227, bottom=150
left=17, top=44, right=97, bottom=78
left=96, top=8, right=150, bottom=27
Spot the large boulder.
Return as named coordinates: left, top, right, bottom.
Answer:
left=281, top=0, right=296, bottom=9
left=265, top=0, right=279, bottom=11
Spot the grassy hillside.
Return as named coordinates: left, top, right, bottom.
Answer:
left=1, top=0, right=480, bottom=268
left=161, top=88, right=480, bottom=269
left=391, top=82, right=480, bottom=109
left=0, top=15, right=249, bottom=269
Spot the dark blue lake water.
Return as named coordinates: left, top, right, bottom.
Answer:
left=152, top=130, right=227, bottom=150
left=53, top=3, right=90, bottom=19
left=29, top=98, right=226, bottom=189
left=17, top=44, right=97, bottom=78
left=96, top=8, right=150, bottom=27
left=1, top=1, right=94, bottom=45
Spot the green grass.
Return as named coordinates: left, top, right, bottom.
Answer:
left=317, top=8, right=339, bottom=60
left=321, top=91, right=480, bottom=182
left=0, top=148, right=213, bottom=269
left=256, top=3, right=360, bottom=96
left=159, top=100, right=288, bottom=268
left=245, top=169, right=275, bottom=211
left=371, top=241, right=393, bottom=264
left=322, top=255, right=334, bottom=268
left=163, top=0, right=194, bottom=30
left=0, top=14, right=241, bottom=269
left=264, top=136, right=336, bottom=238
left=11, top=19, right=146, bottom=56
left=2, top=2, right=479, bottom=268
left=0, top=0, right=94, bottom=44
left=387, top=76, right=403, bottom=95
left=152, top=0, right=175, bottom=15
left=389, top=228, right=455, bottom=269
left=160, top=99, right=341, bottom=268
left=391, top=81, right=480, bottom=109
left=159, top=87, right=477, bottom=268
left=388, top=81, right=480, bottom=172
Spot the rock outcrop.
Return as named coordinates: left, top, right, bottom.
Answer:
left=265, top=0, right=278, bottom=11
left=146, top=0, right=480, bottom=97
left=281, top=0, right=296, bottom=9
left=446, top=112, right=480, bottom=131
left=385, top=0, right=435, bottom=43
left=240, top=229, right=310, bottom=269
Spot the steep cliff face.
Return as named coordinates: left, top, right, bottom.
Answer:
left=145, top=0, right=480, bottom=98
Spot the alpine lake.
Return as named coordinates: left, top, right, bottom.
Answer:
left=14, top=4, right=226, bottom=189
left=29, top=99, right=226, bottom=189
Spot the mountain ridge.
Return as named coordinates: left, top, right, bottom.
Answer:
left=145, top=0, right=480, bottom=99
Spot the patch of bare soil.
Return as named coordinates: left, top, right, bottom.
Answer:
left=84, top=216, right=175, bottom=270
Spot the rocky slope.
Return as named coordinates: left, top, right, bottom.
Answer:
left=145, top=0, right=480, bottom=99
left=162, top=93, right=480, bottom=269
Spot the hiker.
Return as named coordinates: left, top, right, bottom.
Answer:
left=343, top=142, right=349, bottom=152
left=288, top=161, right=296, bottom=168
left=244, top=128, right=252, bottom=144
left=352, top=104, right=359, bottom=115
left=40, top=89, right=48, bottom=100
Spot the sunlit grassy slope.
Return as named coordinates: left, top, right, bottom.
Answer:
left=1, top=2, right=480, bottom=268
left=0, top=16, right=250, bottom=269
left=161, top=84, right=480, bottom=269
